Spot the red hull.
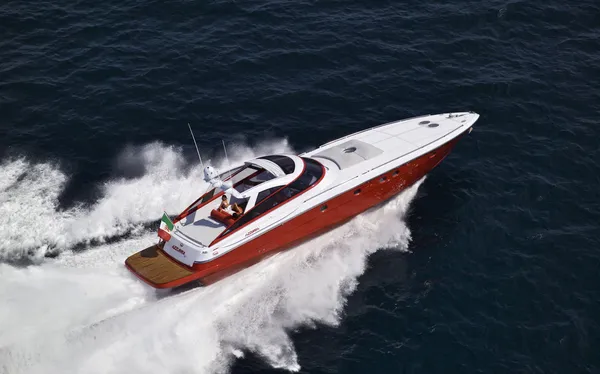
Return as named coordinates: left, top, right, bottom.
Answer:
left=130, top=134, right=465, bottom=289
left=196, top=134, right=463, bottom=286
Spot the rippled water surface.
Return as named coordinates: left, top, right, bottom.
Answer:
left=1, top=1, right=599, bottom=373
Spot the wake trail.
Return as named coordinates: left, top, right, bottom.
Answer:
left=0, top=139, right=292, bottom=262
left=0, top=139, right=423, bottom=374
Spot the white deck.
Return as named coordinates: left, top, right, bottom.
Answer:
left=176, top=199, right=225, bottom=246
left=307, top=112, right=473, bottom=168
left=208, top=112, right=478, bottom=252
left=300, top=112, right=477, bottom=194
left=165, top=112, right=479, bottom=267
left=313, top=139, right=384, bottom=170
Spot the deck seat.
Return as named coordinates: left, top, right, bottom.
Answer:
left=210, top=209, right=236, bottom=226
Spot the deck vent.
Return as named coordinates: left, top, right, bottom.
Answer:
left=343, top=146, right=357, bottom=153
left=419, top=120, right=430, bottom=125
left=428, top=123, right=439, bottom=128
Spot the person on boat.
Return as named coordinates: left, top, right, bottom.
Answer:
left=219, top=195, right=244, bottom=218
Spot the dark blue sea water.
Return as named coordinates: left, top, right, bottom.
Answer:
left=1, top=0, right=599, bottom=373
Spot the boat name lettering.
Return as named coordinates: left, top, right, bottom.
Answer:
left=172, top=245, right=186, bottom=256
left=246, top=228, right=260, bottom=237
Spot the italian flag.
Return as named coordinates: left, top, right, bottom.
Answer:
left=158, top=212, right=174, bottom=242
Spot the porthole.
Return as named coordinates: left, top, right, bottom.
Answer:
left=380, top=177, right=387, bottom=183
left=320, top=204, right=328, bottom=212
left=419, top=121, right=430, bottom=125
left=343, top=147, right=357, bottom=153
left=393, top=170, right=399, bottom=176
left=354, top=188, right=361, bottom=195
left=428, top=123, right=439, bottom=128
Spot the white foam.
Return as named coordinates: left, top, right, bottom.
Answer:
left=0, top=140, right=293, bottom=262
left=0, top=140, right=423, bottom=374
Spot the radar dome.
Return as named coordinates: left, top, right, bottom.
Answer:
left=203, top=165, right=218, bottom=181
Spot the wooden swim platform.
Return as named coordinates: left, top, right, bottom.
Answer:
left=125, top=245, right=196, bottom=288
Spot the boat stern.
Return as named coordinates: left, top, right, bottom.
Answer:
left=124, top=245, right=203, bottom=289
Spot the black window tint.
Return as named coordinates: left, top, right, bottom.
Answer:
left=296, top=158, right=324, bottom=188
left=219, top=166, right=243, bottom=181
left=256, top=187, right=280, bottom=205
left=201, top=188, right=216, bottom=203
left=249, top=169, right=276, bottom=183
left=256, top=159, right=323, bottom=208
left=260, top=155, right=296, bottom=174
left=220, top=158, right=323, bottom=236
left=222, top=191, right=286, bottom=235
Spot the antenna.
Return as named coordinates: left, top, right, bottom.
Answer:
left=222, top=139, right=232, bottom=181
left=187, top=123, right=204, bottom=170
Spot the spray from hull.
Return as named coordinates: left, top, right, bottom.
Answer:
left=0, top=139, right=422, bottom=374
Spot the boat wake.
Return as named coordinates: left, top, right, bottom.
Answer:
left=0, top=139, right=292, bottom=262
left=0, top=140, right=422, bottom=374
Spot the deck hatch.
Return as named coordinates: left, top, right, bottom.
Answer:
left=313, top=139, right=383, bottom=170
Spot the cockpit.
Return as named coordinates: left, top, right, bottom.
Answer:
left=200, top=155, right=300, bottom=211
left=173, top=155, right=310, bottom=246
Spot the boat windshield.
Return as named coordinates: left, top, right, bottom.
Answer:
left=175, top=164, right=279, bottom=222
left=218, top=158, right=324, bottom=238
left=258, top=155, right=296, bottom=174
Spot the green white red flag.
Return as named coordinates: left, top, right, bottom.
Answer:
left=158, top=212, right=173, bottom=241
